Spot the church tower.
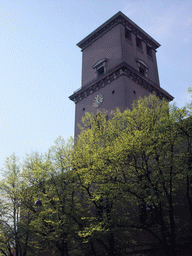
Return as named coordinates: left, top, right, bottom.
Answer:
left=69, top=11, right=173, bottom=136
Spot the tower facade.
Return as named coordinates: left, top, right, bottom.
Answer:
left=69, top=12, right=173, bottom=136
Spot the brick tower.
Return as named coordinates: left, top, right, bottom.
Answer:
left=69, top=11, right=173, bottom=136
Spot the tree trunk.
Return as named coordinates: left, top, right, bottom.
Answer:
left=108, top=232, right=115, bottom=256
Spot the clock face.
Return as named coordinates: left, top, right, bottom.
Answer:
left=93, top=94, right=103, bottom=108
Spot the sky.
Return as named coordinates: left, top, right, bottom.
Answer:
left=0, top=0, right=192, bottom=169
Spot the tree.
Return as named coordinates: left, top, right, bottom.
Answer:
left=73, top=109, right=144, bottom=255
left=1, top=92, right=192, bottom=256
left=0, top=137, right=86, bottom=256
left=73, top=94, right=191, bottom=256
left=171, top=89, right=192, bottom=255
left=22, top=136, right=87, bottom=256
left=0, top=154, right=35, bottom=256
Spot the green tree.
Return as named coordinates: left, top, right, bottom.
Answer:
left=73, top=94, right=191, bottom=256
left=1, top=93, right=192, bottom=256
left=0, top=137, right=88, bottom=256
left=171, top=89, right=192, bottom=255
left=0, top=154, right=35, bottom=256
left=22, top=136, right=86, bottom=256
left=73, top=110, right=140, bottom=255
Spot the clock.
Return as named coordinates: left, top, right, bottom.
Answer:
left=93, top=94, right=103, bottom=108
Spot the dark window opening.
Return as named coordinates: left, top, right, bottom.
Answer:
left=83, top=108, right=85, bottom=111
left=112, top=90, right=115, bottom=94
left=125, top=28, right=132, bottom=41
left=92, top=58, right=107, bottom=78
left=136, top=37, right=142, bottom=49
left=133, top=90, right=136, bottom=94
left=97, top=66, right=105, bottom=76
left=139, top=67, right=145, bottom=76
left=147, top=45, right=152, bottom=57
left=136, top=59, right=148, bottom=77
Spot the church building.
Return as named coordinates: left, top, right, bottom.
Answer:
left=69, top=11, right=173, bottom=136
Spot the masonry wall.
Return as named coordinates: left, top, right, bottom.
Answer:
left=120, top=24, right=160, bottom=87
left=81, top=24, right=122, bottom=87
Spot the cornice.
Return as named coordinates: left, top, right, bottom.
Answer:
left=69, top=62, right=174, bottom=103
left=77, top=11, right=160, bottom=51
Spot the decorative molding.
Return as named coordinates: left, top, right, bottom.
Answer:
left=77, top=12, right=160, bottom=51
left=136, top=59, right=149, bottom=69
left=92, top=58, right=108, bottom=69
left=69, top=62, right=174, bottom=103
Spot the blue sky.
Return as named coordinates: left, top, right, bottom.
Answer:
left=0, top=0, right=192, bottom=168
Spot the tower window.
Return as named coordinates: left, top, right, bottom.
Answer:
left=92, top=58, right=107, bottom=78
left=125, top=28, right=132, bottom=41
left=146, top=45, right=152, bottom=58
left=139, top=67, right=145, bottom=76
left=97, top=66, right=105, bottom=76
left=136, top=37, right=142, bottom=49
left=136, top=59, right=149, bottom=77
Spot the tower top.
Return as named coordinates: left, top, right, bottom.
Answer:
left=70, top=11, right=174, bottom=136
left=77, top=11, right=160, bottom=51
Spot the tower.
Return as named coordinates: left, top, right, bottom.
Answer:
left=69, top=11, right=173, bottom=136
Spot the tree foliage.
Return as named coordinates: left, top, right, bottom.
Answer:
left=73, top=93, right=192, bottom=256
left=0, top=93, right=192, bottom=256
left=0, top=154, right=35, bottom=256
